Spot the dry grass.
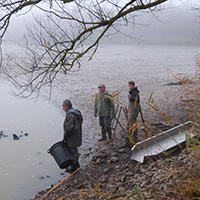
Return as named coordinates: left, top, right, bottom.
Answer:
left=168, top=53, right=200, bottom=200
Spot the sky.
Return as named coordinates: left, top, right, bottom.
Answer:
left=104, top=0, right=200, bottom=45
left=127, top=7, right=200, bottom=45
left=2, top=0, right=200, bottom=46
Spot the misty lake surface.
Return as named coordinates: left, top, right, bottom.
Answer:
left=0, top=81, right=65, bottom=200
left=0, top=44, right=200, bottom=200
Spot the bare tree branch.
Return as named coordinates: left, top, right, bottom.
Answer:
left=1, top=0, right=168, bottom=98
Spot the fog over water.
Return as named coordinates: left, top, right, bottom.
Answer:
left=2, top=0, right=200, bottom=46
left=0, top=81, right=64, bottom=200
left=104, top=2, right=200, bottom=45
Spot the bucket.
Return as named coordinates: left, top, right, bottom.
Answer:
left=48, top=141, right=74, bottom=169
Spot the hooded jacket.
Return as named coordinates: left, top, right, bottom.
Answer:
left=63, top=108, right=83, bottom=147
left=128, top=87, right=140, bottom=105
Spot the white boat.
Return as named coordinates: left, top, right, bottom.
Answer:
left=131, top=121, right=196, bottom=163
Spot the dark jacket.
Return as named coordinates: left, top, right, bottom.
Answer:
left=129, top=87, right=140, bottom=105
left=63, top=108, right=83, bottom=148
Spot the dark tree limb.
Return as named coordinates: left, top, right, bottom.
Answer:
left=1, top=0, right=167, bottom=98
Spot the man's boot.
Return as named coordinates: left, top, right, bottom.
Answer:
left=107, top=128, right=112, bottom=141
left=121, top=137, right=131, bottom=148
left=98, top=128, right=106, bottom=141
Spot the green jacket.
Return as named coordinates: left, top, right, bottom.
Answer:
left=94, top=91, right=115, bottom=118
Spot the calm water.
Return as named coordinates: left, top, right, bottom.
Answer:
left=0, top=44, right=200, bottom=200
left=0, top=81, right=65, bottom=200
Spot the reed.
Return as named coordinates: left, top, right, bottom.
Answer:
left=168, top=52, right=200, bottom=199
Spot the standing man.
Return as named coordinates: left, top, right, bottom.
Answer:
left=124, top=81, right=140, bottom=147
left=62, top=99, right=83, bottom=173
left=94, top=84, right=115, bottom=141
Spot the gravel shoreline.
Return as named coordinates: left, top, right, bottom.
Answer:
left=31, top=83, right=195, bottom=200
left=28, top=55, right=199, bottom=199
left=32, top=129, right=195, bottom=200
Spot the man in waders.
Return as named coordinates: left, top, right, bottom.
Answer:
left=62, top=99, right=83, bottom=173
left=124, top=81, right=140, bottom=148
left=94, top=84, right=115, bottom=142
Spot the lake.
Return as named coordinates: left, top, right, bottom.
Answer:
left=0, top=81, right=66, bottom=200
left=0, top=44, right=199, bottom=200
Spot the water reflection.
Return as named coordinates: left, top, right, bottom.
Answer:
left=0, top=82, right=65, bottom=200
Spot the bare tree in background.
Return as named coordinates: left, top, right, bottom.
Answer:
left=0, top=0, right=167, bottom=98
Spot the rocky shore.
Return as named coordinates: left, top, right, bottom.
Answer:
left=31, top=76, right=196, bottom=200
left=32, top=120, right=197, bottom=200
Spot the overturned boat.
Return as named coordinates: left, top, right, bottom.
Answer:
left=131, top=121, right=197, bottom=163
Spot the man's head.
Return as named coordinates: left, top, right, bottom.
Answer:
left=98, top=84, right=106, bottom=94
left=62, top=99, right=72, bottom=112
left=128, top=81, right=135, bottom=90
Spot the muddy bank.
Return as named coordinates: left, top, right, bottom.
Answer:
left=33, top=79, right=193, bottom=199
left=31, top=44, right=197, bottom=199
left=31, top=92, right=193, bottom=200
left=32, top=120, right=196, bottom=200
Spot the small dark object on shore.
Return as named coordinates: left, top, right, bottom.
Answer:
left=163, top=82, right=183, bottom=86
left=163, top=79, right=193, bottom=86
left=0, top=131, right=7, bottom=138
left=3, top=134, right=8, bottom=138
left=24, top=133, right=29, bottom=136
left=0, top=131, right=3, bottom=138
left=13, top=134, right=20, bottom=140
